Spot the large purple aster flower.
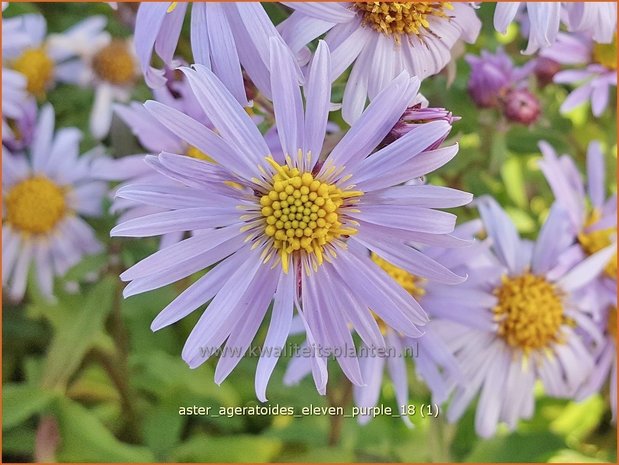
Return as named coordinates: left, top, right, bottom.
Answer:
left=278, top=2, right=480, bottom=123
left=111, top=39, right=471, bottom=399
left=134, top=1, right=286, bottom=102
left=430, top=197, right=615, bottom=437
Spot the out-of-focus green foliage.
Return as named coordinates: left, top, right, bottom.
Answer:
left=2, top=2, right=617, bottom=463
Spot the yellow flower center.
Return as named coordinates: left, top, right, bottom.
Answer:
left=371, top=253, right=426, bottom=298
left=593, top=35, right=617, bottom=70
left=354, top=2, right=453, bottom=41
left=12, top=47, right=55, bottom=98
left=578, top=210, right=617, bottom=279
left=185, top=145, right=214, bottom=163
left=258, top=157, right=361, bottom=273
left=493, top=273, right=567, bottom=352
left=92, top=40, right=136, bottom=85
left=5, top=177, right=67, bottom=235
left=608, top=306, right=617, bottom=341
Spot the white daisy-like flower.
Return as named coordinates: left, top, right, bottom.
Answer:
left=46, top=20, right=139, bottom=139
left=278, top=2, right=481, bottom=123
left=2, top=104, right=108, bottom=301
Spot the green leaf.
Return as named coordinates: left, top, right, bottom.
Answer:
left=141, top=398, right=185, bottom=459
left=171, top=434, right=282, bottom=462
left=466, top=431, right=565, bottom=462
left=52, top=397, right=154, bottom=462
left=3, top=384, right=56, bottom=430
left=40, top=277, right=116, bottom=391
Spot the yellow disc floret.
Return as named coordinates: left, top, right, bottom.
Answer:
left=593, top=35, right=617, bottom=70
left=371, top=253, right=426, bottom=298
left=92, top=40, right=136, bottom=85
left=579, top=210, right=617, bottom=279
left=259, top=157, right=361, bottom=272
left=354, top=2, right=453, bottom=41
left=6, top=177, right=67, bottom=235
left=493, top=273, right=567, bottom=352
left=12, top=48, right=55, bottom=97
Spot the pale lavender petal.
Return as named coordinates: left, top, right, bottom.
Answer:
left=587, top=141, right=606, bottom=208
left=256, top=270, right=295, bottom=401
left=134, top=3, right=169, bottom=87
left=284, top=2, right=356, bottom=22
left=206, top=3, right=247, bottom=106
left=355, top=145, right=459, bottom=192
left=494, top=2, right=520, bottom=34
left=215, top=267, right=278, bottom=383
left=557, top=244, right=617, bottom=291
left=303, top=41, right=331, bottom=168
left=326, top=72, right=419, bottom=173
left=182, top=65, right=270, bottom=167
left=269, top=37, right=304, bottom=158
left=154, top=2, right=187, bottom=65
left=476, top=196, right=522, bottom=274
left=351, top=205, right=456, bottom=235
left=151, top=248, right=249, bottom=331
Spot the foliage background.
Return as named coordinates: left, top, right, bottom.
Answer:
left=2, top=2, right=617, bottom=463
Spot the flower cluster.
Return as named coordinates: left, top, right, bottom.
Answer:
left=2, top=2, right=616, bottom=457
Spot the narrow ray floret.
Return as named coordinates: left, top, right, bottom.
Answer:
left=111, top=39, right=472, bottom=400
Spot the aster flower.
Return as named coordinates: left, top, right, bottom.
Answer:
left=465, top=48, right=534, bottom=108
left=430, top=197, right=615, bottom=438
left=2, top=104, right=108, bottom=302
left=279, top=2, right=481, bottom=123
left=3, top=14, right=106, bottom=99
left=47, top=22, right=140, bottom=139
left=111, top=39, right=471, bottom=399
left=134, top=1, right=286, bottom=101
left=540, top=32, right=617, bottom=117
left=538, top=141, right=617, bottom=305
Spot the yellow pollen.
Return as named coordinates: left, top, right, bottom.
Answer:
left=185, top=145, right=214, bottom=163
left=12, top=47, right=54, bottom=98
left=5, top=176, right=67, bottom=235
left=354, top=2, right=453, bottom=42
left=259, top=157, right=362, bottom=271
left=167, top=2, right=178, bottom=13
left=493, top=273, right=567, bottom=352
left=92, top=40, right=136, bottom=85
left=371, top=253, right=426, bottom=298
left=593, top=35, right=617, bottom=70
left=578, top=210, right=617, bottom=279
left=608, top=306, right=617, bottom=341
